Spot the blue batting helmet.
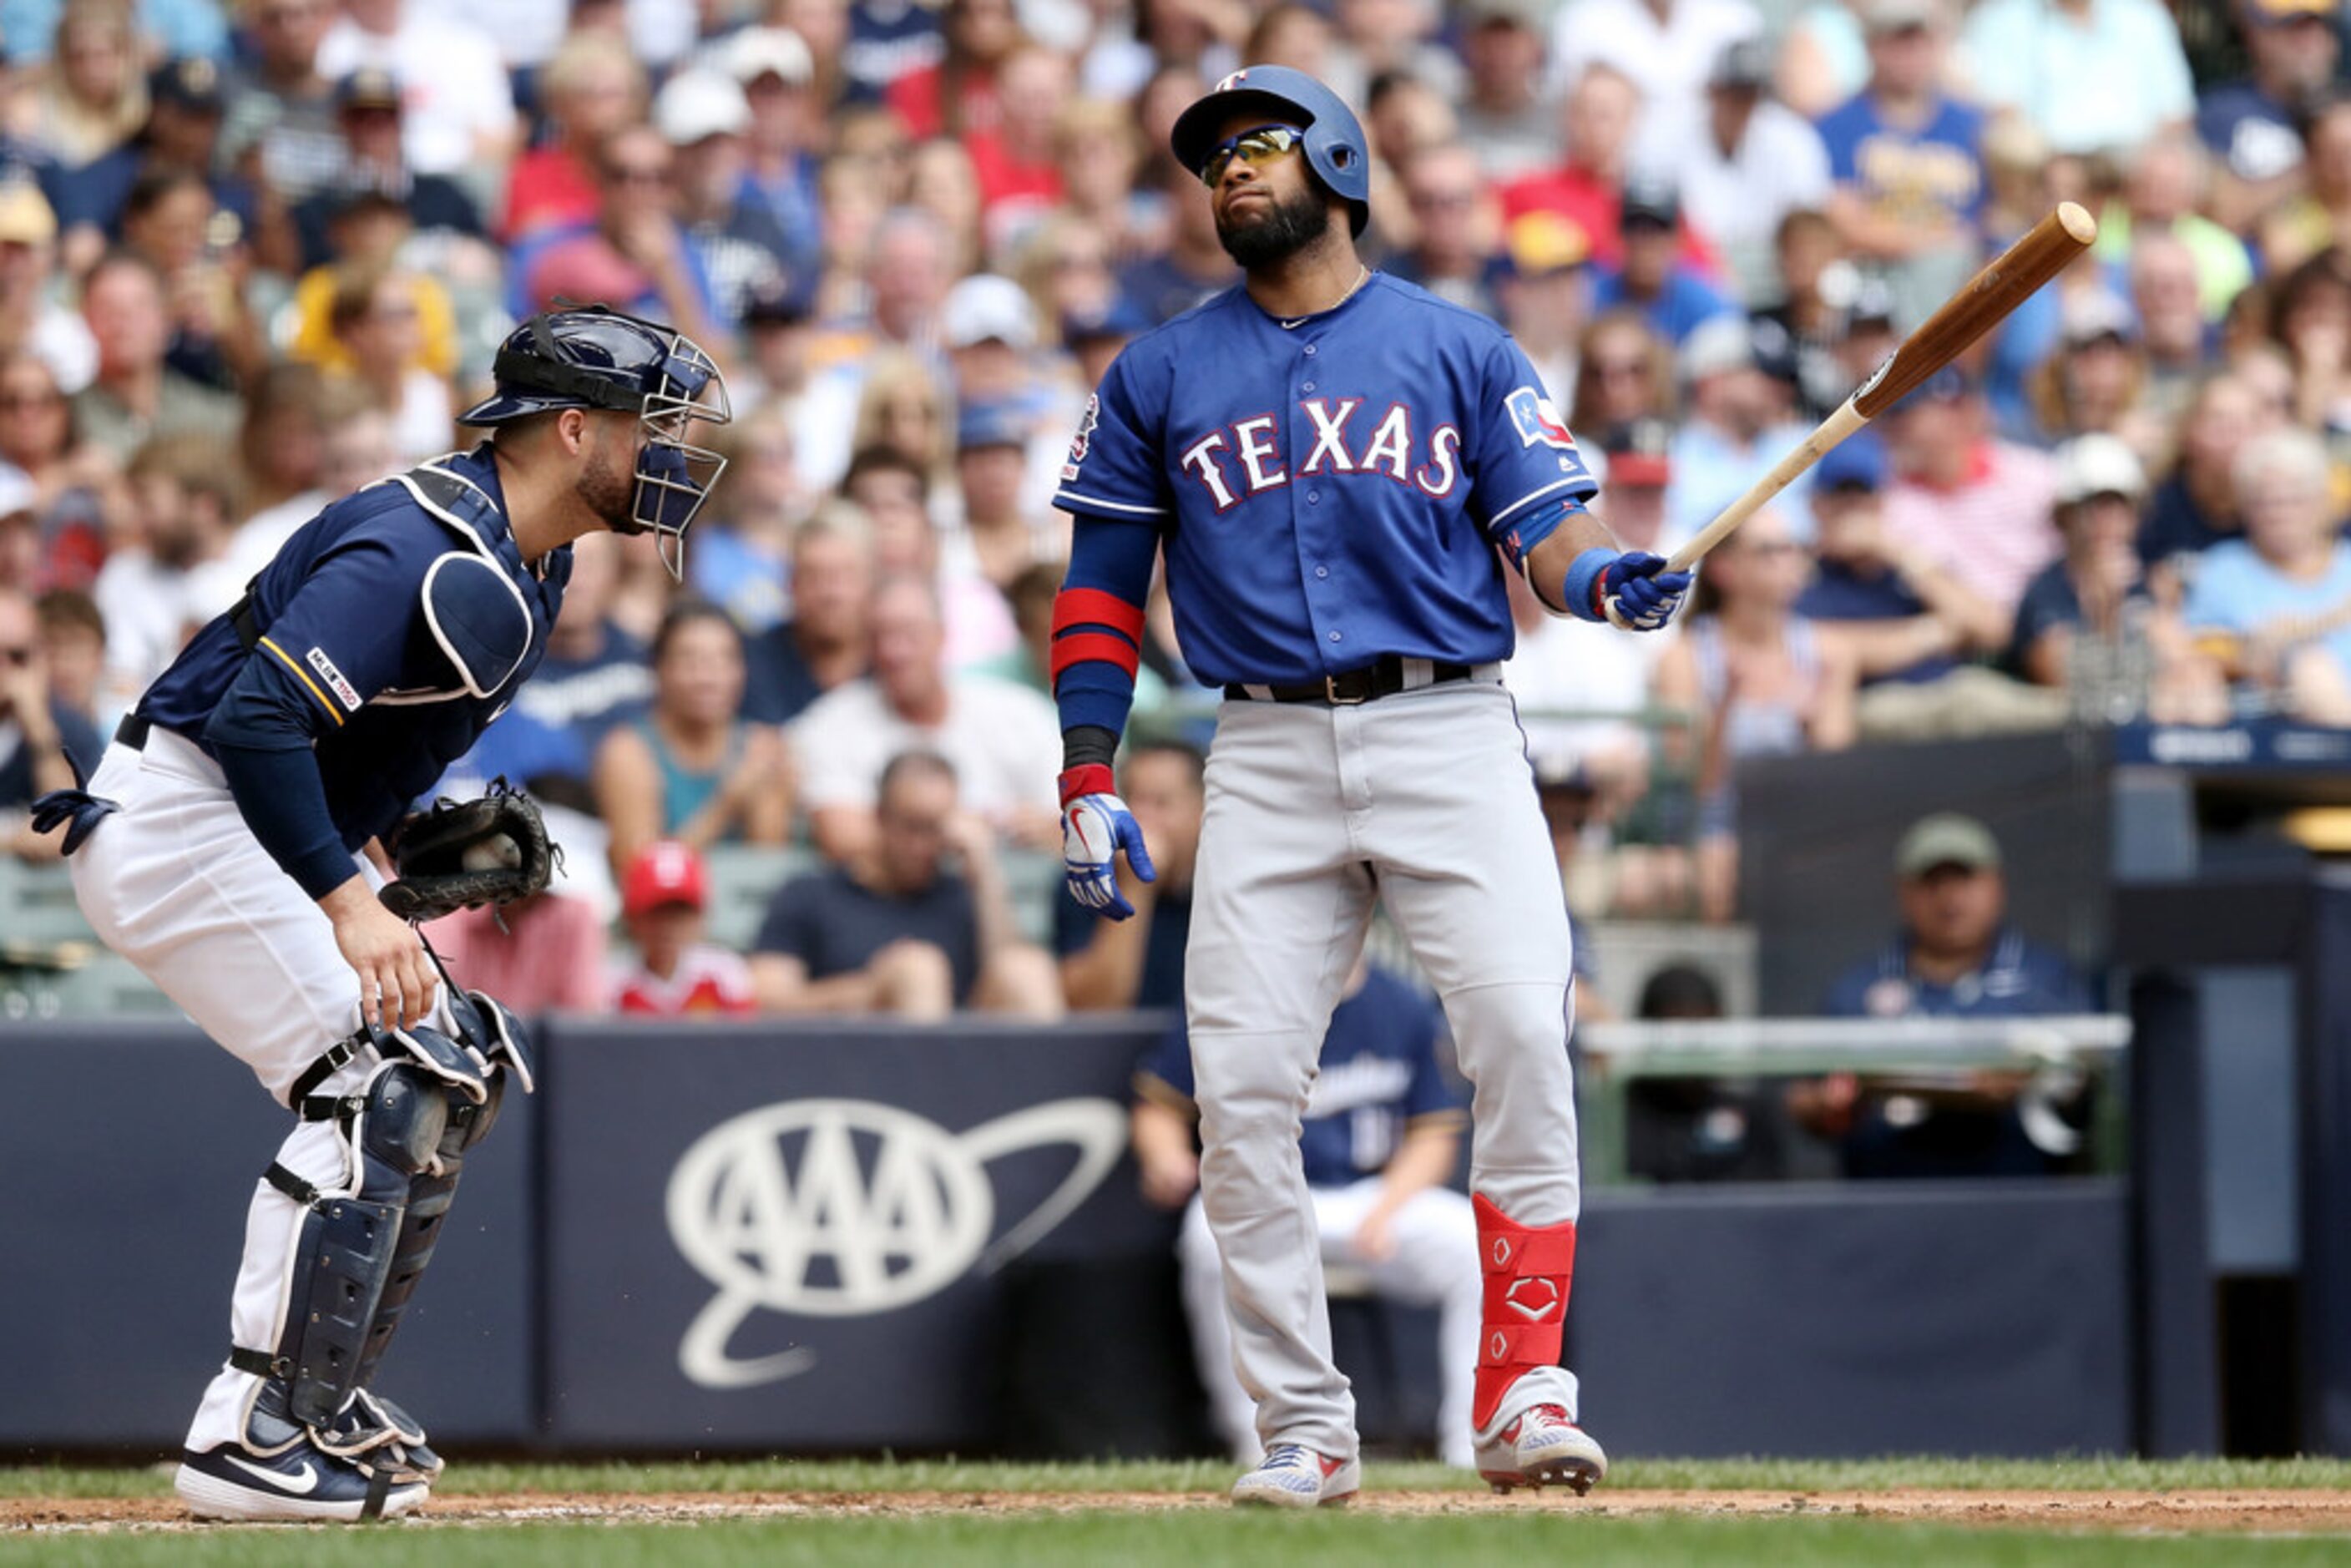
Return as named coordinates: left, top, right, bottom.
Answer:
left=1170, top=66, right=1371, bottom=237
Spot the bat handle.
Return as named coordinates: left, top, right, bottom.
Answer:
left=1663, top=400, right=1872, bottom=574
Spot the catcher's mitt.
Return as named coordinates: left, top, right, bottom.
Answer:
left=378, top=782, right=559, bottom=923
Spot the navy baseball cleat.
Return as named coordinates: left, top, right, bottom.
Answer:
left=1474, top=1404, right=1607, bottom=1495
left=174, top=1435, right=429, bottom=1522
left=1231, top=1443, right=1361, bottom=1508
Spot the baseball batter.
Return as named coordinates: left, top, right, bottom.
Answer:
left=30, top=307, right=730, bottom=1522
left=1052, top=68, right=1691, bottom=1506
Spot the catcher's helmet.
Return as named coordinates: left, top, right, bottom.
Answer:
left=1170, top=66, right=1371, bottom=237
left=459, top=306, right=731, bottom=580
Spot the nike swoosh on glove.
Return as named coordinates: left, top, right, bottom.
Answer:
left=1599, top=552, right=1693, bottom=633
left=1063, top=792, right=1156, bottom=920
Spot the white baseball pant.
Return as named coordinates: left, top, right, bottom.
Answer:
left=1184, top=676, right=1582, bottom=1463
left=67, top=731, right=453, bottom=1454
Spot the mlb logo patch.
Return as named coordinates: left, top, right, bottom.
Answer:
left=306, top=646, right=362, bottom=711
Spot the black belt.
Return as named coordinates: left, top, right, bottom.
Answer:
left=1225, top=655, right=1476, bottom=706
left=115, top=713, right=150, bottom=751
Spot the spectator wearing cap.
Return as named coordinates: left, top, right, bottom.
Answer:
left=1800, top=428, right=2008, bottom=685
left=0, top=581, right=99, bottom=862
left=0, top=183, right=95, bottom=397
left=2024, top=289, right=2162, bottom=457
left=743, top=502, right=877, bottom=726
left=1060, top=292, right=1151, bottom=395
left=1802, top=813, right=2094, bottom=1180
left=316, top=0, right=518, bottom=191
left=2198, top=0, right=2340, bottom=233
left=288, top=68, right=483, bottom=273
left=610, top=841, right=758, bottom=1018
left=1881, top=367, right=2060, bottom=618
left=499, top=31, right=647, bottom=243
left=1753, top=209, right=1853, bottom=422
left=2138, top=372, right=2268, bottom=568
left=1455, top=0, right=1558, bottom=183
left=752, top=747, right=1065, bottom=1021
left=1666, top=314, right=1813, bottom=549
left=1549, top=0, right=1763, bottom=156
left=519, top=124, right=726, bottom=357
left=944, top=400, right=1059, bottom=598
left=1671, top=37, right=1832, bottom=308
left=727, top=26, right=826, bottom=284
left=655, top=69, right=795, bottom=332
left=1496, top=212, right=1591, bottom=405
left=1590, top=174, right=1738, bottom=347
left=219, top=0, right=346, bottom=205
left=1388, top=141, right=1505, bottom=320
left=2009, top=435, right=2172, bottom=694
left=1499, top=63, right=1720, bottom=278
left=1815, top=0, right=1983, bottom=292
left=1961, top=0, right=2195, bottom=159
left=2182, top=426, right=2351, bottom=724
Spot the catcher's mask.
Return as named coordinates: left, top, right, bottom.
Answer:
left=460, top=305, right=732, bottom=581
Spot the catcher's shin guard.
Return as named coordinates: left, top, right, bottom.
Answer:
left=1470, top=1195, right=1577, bottom=1432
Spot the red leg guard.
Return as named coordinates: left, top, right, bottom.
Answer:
left=1471, top=1194, right=1577, bottom=1431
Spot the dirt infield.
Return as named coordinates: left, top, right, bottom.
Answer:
left=13, top=1488, right=2351, bottom=1534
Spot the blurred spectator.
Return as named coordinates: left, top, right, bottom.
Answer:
left=965, top=42, right=1071, bottom=244
left=655, top=68, right=795, bottom=331
left=1593, top=173, right=1738, bottom=347
left=324, top=265, right=454, bottom=464
left=1961, top=0, right=2194, bottom=158
left=289, top=69, right=484, bottom=272
left=1881, top=368, right=2060, bottom=618
left=945, top=400, right=1057, bottom=592
left=71, top=250, right=240, bottom=468
left=2025, top=289, right=2161, bottom=458
left=2139, top=372, right=2265, bottom=567
left=1816, top=0, right=1982, bottom=313
left=1671, top=37, right=1832, bottom=306
left=2184, top=427, right=2351, bottom=723
left=130, top=58, right=250, bottom=245
left=32, top=585, right=101, bottom=731
left=938, top=271, right=1047, bottom=424
left=750, top=748, right=1064, bottom=1019
left=727, top=26, right=825, bottom=281
left=1116, top=176, right=1239, bottom=326
left=1801, top=813, right=2092, bottom=1179
left=791, top=574, right=1059, bottom=862
left=1362, top=69, right=1459, bottom=201
left=1653, top=508, right=1858, bottom=921
left=1135, top=956, right=1478, bottom=1467
left=93, top=432, right=235, bottom=707
left=887, top=0, right=1023, bottom=139
left=2096, top=134, right=2252, bottom=327
left=1455, top=0, right=1555, bottom=182
left=799, top=209, right=958, bottom=482
left=2129, top=230, right=2216, bottom=430
left=0, top=0, right=223, bottom=65
left=423, top=879, right=611, bottom=1016
left=216, top=362, right=331, bottom=584
left=1332, top=0, right=1462, bottom=107
left=844, top=438, right=1019, bottom=666
left=1496, top=214, right=1590, bottom=402
left=2201, top=0, right=2340, bottom=234
left=0, top=182, right=94, bottom=396
left=1754, top=208, right=1855, bottom=421
left=690, top=400, right=807, bottom=635
left=0, top=582, right=98, bottom=860
left=1049, top=100, right=1162, bottom=266
left=520, top=124, right=727, bottom=354
left=1667, top=315, right=1813, bottom=549
left=1499, top=62, right=1642, bottom=273
left=119, top=169, right=266, bottom=392
left=2273, top=247, right=2351, bottom=436
left=1550, top=0, right=1762, bottom=154
left=500, top=29, right=646, bottom=242
left=1059, top=738, right=1201, bottom=1010
left=0, top=348, right=121, bottom=587
left=594, top=599, right=793, bottom=879
left=743, top=502, right=877, bottom=725
left=24, top=0, right=148, bottom=175
left=609, top=840, right=757, bottom=1017
left=1620, top=963, right=1788, bottom=1182
left=465, top=530, right=650, bottom=797
left=316, top=0, right=521, bottom=186
left=1388, top=141, right=1501, bottom=317
left=1568, top=308, right=1675, bottom=435
left=220, top=0, right=346, bottom=205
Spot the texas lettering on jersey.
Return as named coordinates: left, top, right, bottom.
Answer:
left=1177, top=398, right=1464, bottom=509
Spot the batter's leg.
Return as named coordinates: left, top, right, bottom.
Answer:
left=1187, top=701, right=1378, bottom=1464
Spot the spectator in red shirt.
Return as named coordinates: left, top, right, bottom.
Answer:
left=1499, top=61, right=1721, bottom=276
left=610, top=840, right=758, bottom=1018
left=500, top=31, right=645, bottom=242
left=885, top=0, right=1022, bottom=140
left=965, top=42, right=1069, bottom=237
left=1882, top=367, right=2061, bottom=618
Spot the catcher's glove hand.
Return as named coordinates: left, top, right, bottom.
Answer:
left=377, top=781, right=560, bottom=923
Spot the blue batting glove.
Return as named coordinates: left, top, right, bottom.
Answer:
left=1600, top=552, right=1693, bottom=633
left=1063, top=792, right=1156, bottom=920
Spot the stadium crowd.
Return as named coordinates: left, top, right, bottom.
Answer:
left=0, top=0, right=2346, bottom=1012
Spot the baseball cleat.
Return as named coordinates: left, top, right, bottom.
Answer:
left=174, top=1436, right=429, bottom=1523
left=1230, top=1443, right=1361, bottom=1508
left=1474, top=1404, right=1607, bottom=1495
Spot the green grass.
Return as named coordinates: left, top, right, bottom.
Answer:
left=11, top=1454, right=2351, bottom=1500
left=6, top=1515, right=2351, bottom=1568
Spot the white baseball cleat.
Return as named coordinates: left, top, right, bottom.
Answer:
left=1230, top=1443, right=1361, bottom=1508
left=1474, top=1404, right=1607, bottom=1495
left=174, top=1435, right=430, bottom=1523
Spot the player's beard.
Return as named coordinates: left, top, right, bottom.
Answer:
left=1216, top=183, right=1330, bottom=270
left=577, top=424, right=644, bottom=534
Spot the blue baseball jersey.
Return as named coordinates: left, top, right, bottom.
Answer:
left=1054, top=273, right=1598, bottom=687
left=139, top=446, right=569, bottom=896
left=1137, top=967, right=1469, bottom=1186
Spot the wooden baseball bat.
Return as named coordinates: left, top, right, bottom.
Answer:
left=1662, top=202, right=2099, bottom=574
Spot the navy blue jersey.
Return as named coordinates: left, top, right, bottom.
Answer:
left=139, top=447, right=569, bottom=895
left=1137, top=967, right=1468, bottom=1186
left=1823, top=926, right=2093, bottom=1019
left=1054, top=274, right=1599, bottom=687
